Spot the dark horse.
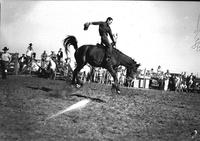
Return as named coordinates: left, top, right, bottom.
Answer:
left=63, top=35, right=140, bottom=94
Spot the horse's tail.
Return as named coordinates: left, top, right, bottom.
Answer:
left=63, top=35, right=78, bottom=57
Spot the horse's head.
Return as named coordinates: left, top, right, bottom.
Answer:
left=126, top=63, right=140, bottom=79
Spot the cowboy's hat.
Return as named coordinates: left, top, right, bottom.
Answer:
left=84, top=22, right=90, bottom=30
left=2, top=47, right=9, bottom=51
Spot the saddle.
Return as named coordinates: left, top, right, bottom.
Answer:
left=96, top=42, right=115, bottom=48
left=96, top=43, right=106, bottom=48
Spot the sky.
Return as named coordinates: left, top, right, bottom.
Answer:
left=1, top=0, right=200, bottom=75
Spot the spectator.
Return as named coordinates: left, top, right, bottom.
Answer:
left=26, top=43, right=34, bottom=66
left=105, top=70, right=112, bottom=85
left=188, top=73, right=196, bottom=89
left=57, top=48, right=63, bottom=66
left=156, top=65, right=164, bottom=90
left=13, top=53, right=19, bottom=75
left=18, top=54, right=26, bottom=72
left=85, top=64, right=92, bottom=82
left=159, top=71, right=165, bottom=90
left=119, top=68, right=126, bottom=86
left=175, top=74, right=182, bottom=92
left=32, top=52, right=36, bottom=60
left=169, top=74, right=176, bottom=91
left=181, top=72, right=187, bottom=83
left=145, top=70, right=151, bottom=77
left=63, top=58, right=72, bottom=79
left=1, top=47, right=12, bottom=79
left=49, top=51, right=57, bottom=59
left=150, top=68, right=154, bottom=76
left=164, top=69, right=171, bottom=91
left=157, top=65, right=163, bottom=76
left=96, top=68, right=101, bottom=83
left=92, top=67, right=99, bottom=83
left=180, top=81, right=188, bottom=92
left=99, top=68, right=106, bottom=84
left=41, top=50, right=48, bottom=68
left=149, top=68, right=154, bottom=87
left=117, top=66, right=122, bottom=83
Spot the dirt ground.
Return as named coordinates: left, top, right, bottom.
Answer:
left=0, top=75, right=200, bottom=141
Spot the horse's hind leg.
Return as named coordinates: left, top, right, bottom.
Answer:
left=72, top=62, right=86, bottom=86
left=71, top=70, right=77, bottom=84
left=71, top=47, right=88, bottom=86
left=107, top=67, right=120, bottom=94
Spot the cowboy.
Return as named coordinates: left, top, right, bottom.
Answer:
left=1, top=47, right=12, bottom=79
left=84, top=17, right=116, bottom=67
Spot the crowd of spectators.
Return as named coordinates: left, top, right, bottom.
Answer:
left=16, top=43, right=72, bottom=79
left=1, top=43, right=200, bottom=93
left=145, top=65, right=199, bottom=93
left=78, top=65, right=200, bottom=93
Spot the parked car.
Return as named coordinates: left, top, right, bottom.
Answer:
left=149, top=72, right=164, bottom=90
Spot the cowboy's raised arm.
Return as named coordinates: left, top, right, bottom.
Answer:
left=89, top=21, right=104, bottom=25
left=84, top=21, right=103, bottom=30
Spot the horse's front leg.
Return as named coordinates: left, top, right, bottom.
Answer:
left=71, top=70, right=77, bottom=85
left=108, top=68, right=120, bottom=94
left=113, top=75, right=120, bottom=94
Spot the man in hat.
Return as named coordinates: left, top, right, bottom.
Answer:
left=84, top=17, right=116, bottom=68
left=1, top=47, right=12, bottom=79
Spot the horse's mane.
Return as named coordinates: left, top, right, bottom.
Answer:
left=113, top=47, right=124, bottom=56
left=96, top=43, right=133, bottom=63
left=113, top=47, right=137, bottom=66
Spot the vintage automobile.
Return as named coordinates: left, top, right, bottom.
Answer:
left=149, top=72, right=164, bottom=90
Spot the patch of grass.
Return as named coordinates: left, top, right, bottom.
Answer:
left=0, top=75, right=199, bottom=141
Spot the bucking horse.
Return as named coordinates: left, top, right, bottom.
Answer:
left=63, top=35, right=140, bottom=94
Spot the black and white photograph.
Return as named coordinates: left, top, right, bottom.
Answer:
left=0, top=0, right=200, bottom=140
